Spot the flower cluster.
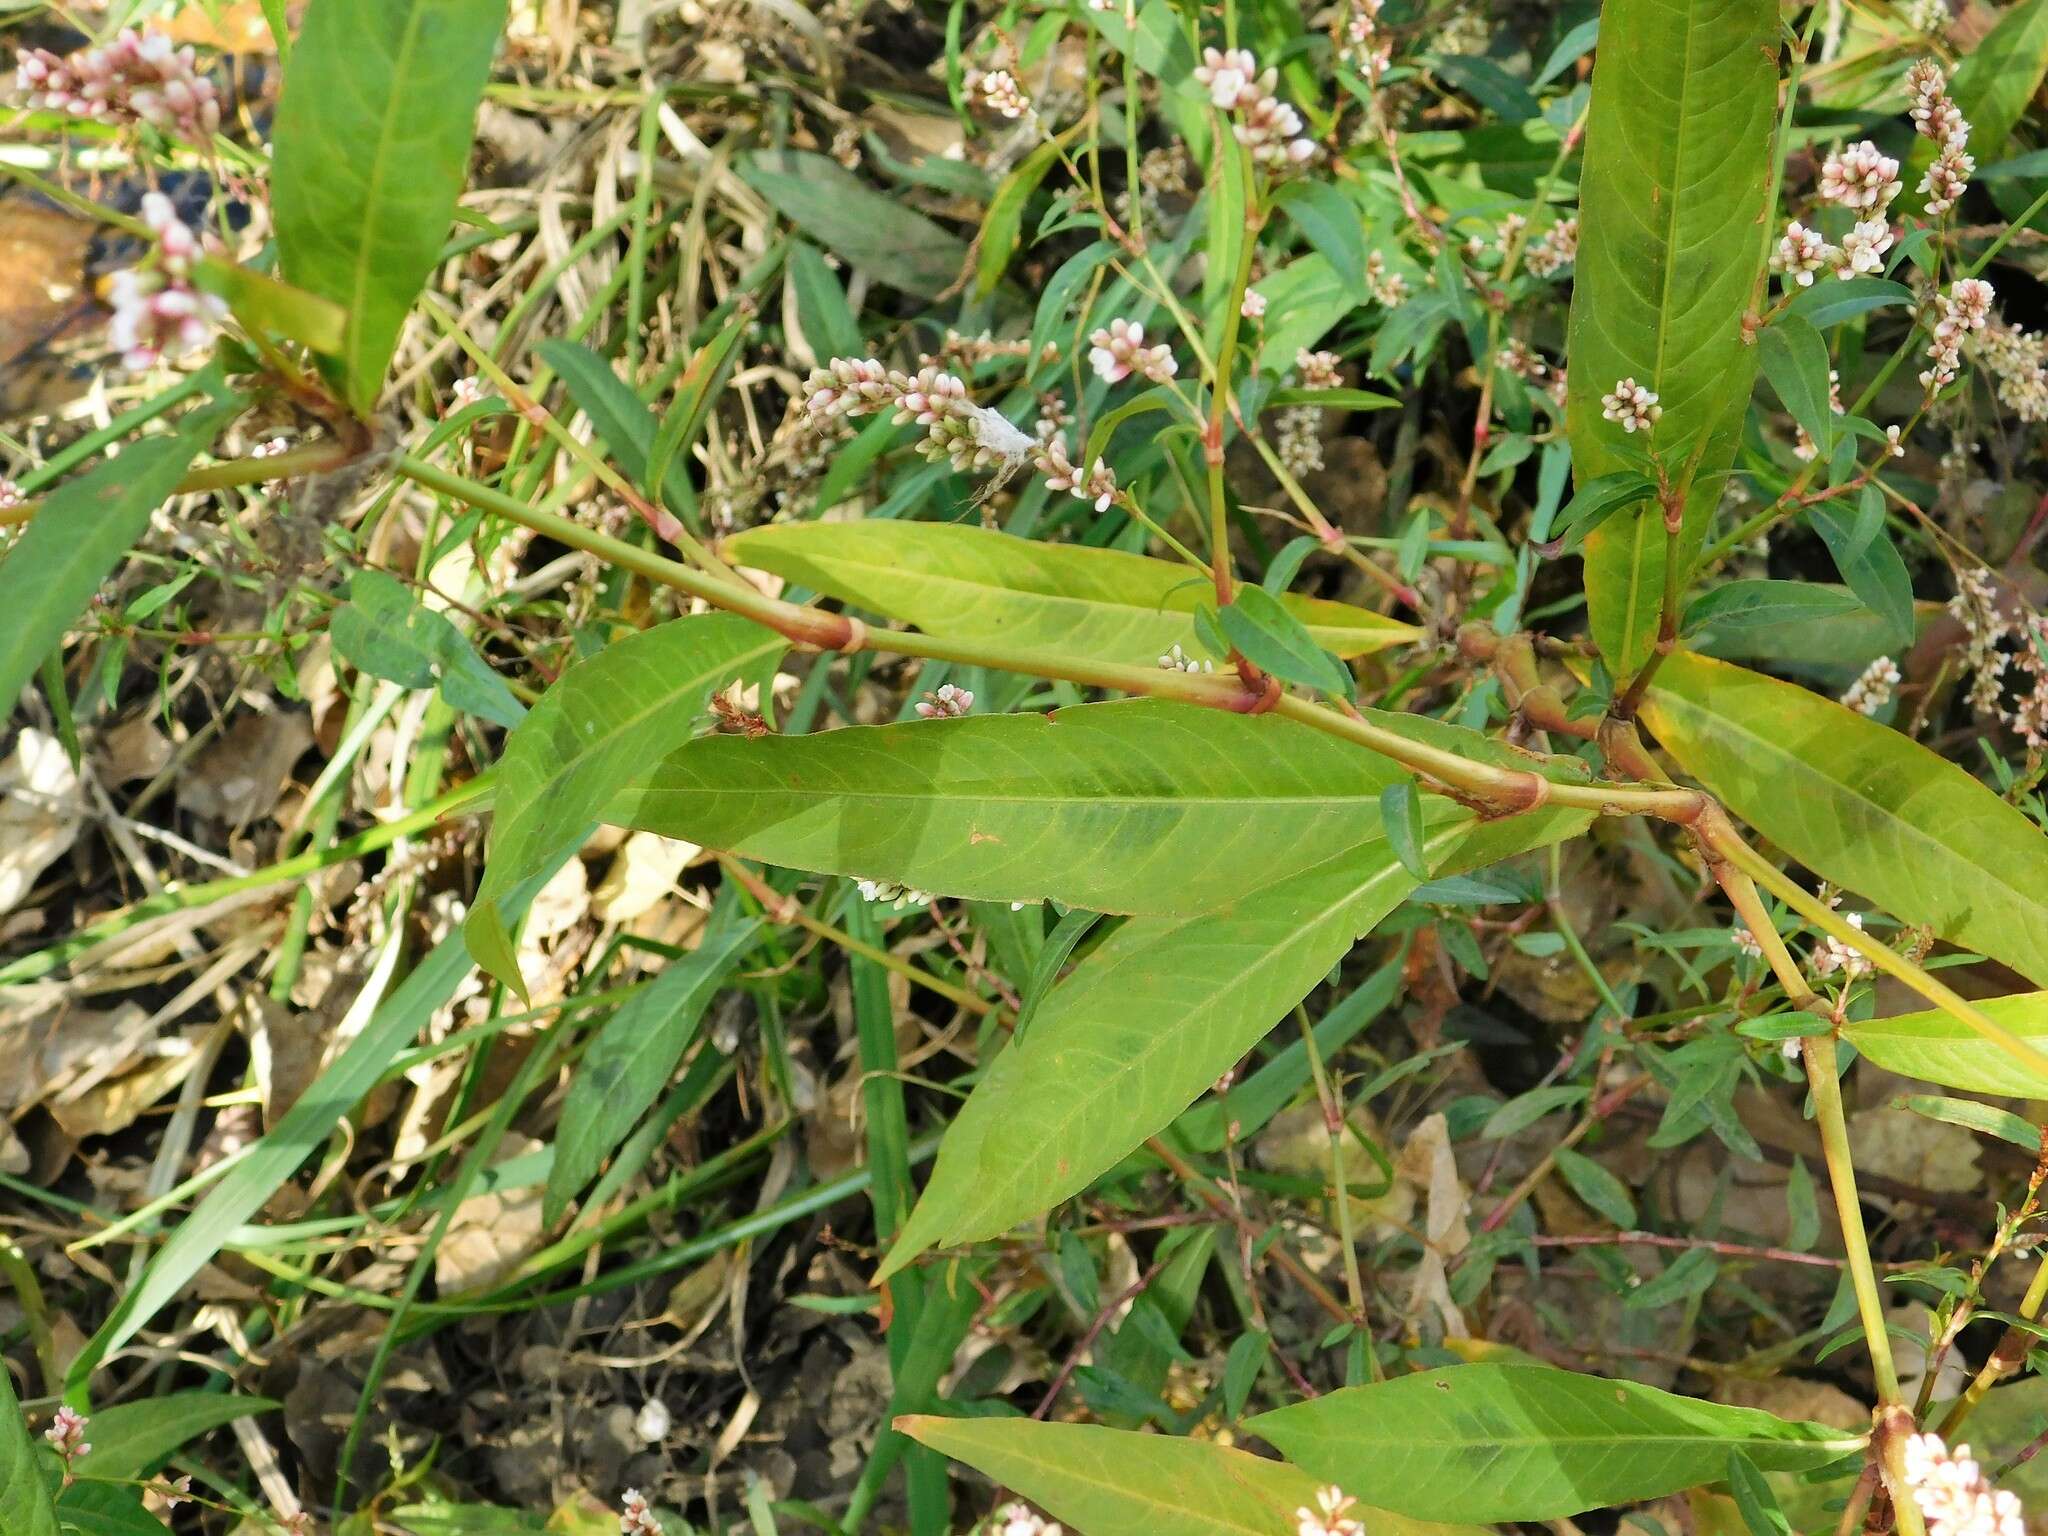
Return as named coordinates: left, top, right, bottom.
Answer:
left=1158, top=643, right=1215, bottom=673
left=1921, top=276, right=1994, bottom=390
left=1241, top=289, right=1268, bottom=319
left=15, top=28, right=221, bottom=138
left=1524, top=217, right=1577, bottom=278
left=1906, top=59, right=1975, bottom=216
left=1840, top=655, right=1901, bottom=715
left=858, top=878, right=932, bottom=910
left=1978, top=321, right=2048, bottom=422
left=980, top=69, right=1031, bottom=121
left=620, top=1489, right=665, bottom=1536
left=1297, top=348, right=1343, bottom=390
left=1340, top=0, right=1393, bottom=84
left=1296, top=1485, right=1365, bottom=1536
left=1088, top=318, right=1178, bottom=384
left=1364, top=249, right=1409, bottom=305
left=44, top=1407, right=89, bottom=1462
left=109, top=193, right=227, bottom=373
left=1903, top=1432, right=2025, bottom=1536
left=1812, top=911, right=1872, bottom=980
left=802, top=356, right=1119, bottom=512
left=916, top=683, right=974, bottom=718
left=1193, top=46, right=1316, bottom=167
left=1276, top=404, right=1324, bottom=476
left=1819, top=140, right=1902, bottom=211
left=991, top=1503, right=1062, bottom=1536
left=1771, top=221, right=1830, bottom=287
left=0, top=479, right=23, bottom=511
left=1601, top=377, right=1661, bottom=434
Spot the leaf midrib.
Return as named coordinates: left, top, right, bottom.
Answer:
left=348, top=0, right=434, bottom=385
left=498, top=633, right=784, bottom=852
left=1657, top=689, right=2047, bottom=929
left=939, top=838, right=1435, bottom=1241
left=742, top=543, right=1403, bottom=639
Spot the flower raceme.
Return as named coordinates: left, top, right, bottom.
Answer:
left=1600, top=377, right=1661, bottom=434
left=1192, top=45, right=1317, bottom=166
left=1904, top=1432, right=2025, bottom=1536
left=110, top=193, right=229, bottom=373
left=800, top=356, right=1118, bottom=511
left=15, top=27, right=221, bottom=139
left=1296, top=1485, right=1365, bottom=1536
left=1087, top=317, right=1177, bottom=384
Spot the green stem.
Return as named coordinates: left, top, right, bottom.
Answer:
left=1802, top=1034, right=1902, bottom=1404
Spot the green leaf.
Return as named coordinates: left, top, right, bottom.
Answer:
left=1555, top=1146, right=1637, bottom=1227
left=1217, top=586, right=1355, bottom=698
left=1263, top=387, right=1400, bottom=411
left=1682, top=581, right=1864, bottom=637
left=898, top=1416, right=1486, bottom=1536
left=1901, top=1094, right=2043, bottom=1151
left=71, top=935, right=473, bottom=1386
left=331, top=569, right=524, bottom=728
left=727, top=521, right=1417, bottom=668
left=0, top=1360, right=57, bottom=1536
left=1274, top=179, right=1365, bottom=291
left=1786, top=1156, right=1819, bottom=1249
left=1246, top=1363, right=1863, bottom=1522
left=465, top=614, right=785, bottom=991
left=1379, top=782, right=1429, bottom=880
left=1565, top=0, right=1778, bottom=675
left=1758, top=315, right=1836, bottom=460
left=1625, top=1246, right=1719, bottom=1309
left=52, top=1481, right=159, bottom=1536
left=1638, top=652, right=2048, bottom=987
left=545, top=910, right=764, bottom=1224
left=1544, top=471, right=1657, bottom=557
left=647, top=308, right=751, bottom=504
left=789, top=242, right=863, bottom=362
left=1727, top=1450, right=1793, bottom=1536
left=1809, top=492, right=1913, bottom=648
left=1844, top=993, right=2048, bottom=1098
left=0, top=402, right=227, bottom=715
left=879, top=817, right=1491, bottom=1280
left=72, top=1394, right=278, bottom=1480
left=738, top=150, right=970, bottom=300
left=1785, top=278, right=1914, bottom=330
left=978, top=139, right=1062, bottom=296
left=1937, top=0, right=2048, bottom=164
left=606, top=700, right=1410, bottom=919
left=194, top=258, right=348, bottom=355
left=271, top=0, right=507, bottom=415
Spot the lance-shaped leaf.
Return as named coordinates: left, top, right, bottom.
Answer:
left=272, top=0, right=507, bottom=415
left=0, top=1359, right=57, bottom=1536
left=725, top=521, right=1418, bottom=667
left=606, top=700, right=1410, bottom=918
left=1846, top=993, right=2048, bottom=1098
left=898, top=1416, right=1487, bottom=1536
left=879, top=814, right=1503, bottom=1281
left=1565, top=0, right=1778, bottom=675
left=466, top=615, right=785, bottom=990
left=1247, top=1364, right=1863, bottom=1522
left=0, top=398, right=234, bottom=713
left=545, top=908, right=765, bottom=1224
left=1639, top=652, right=2048, bottom=986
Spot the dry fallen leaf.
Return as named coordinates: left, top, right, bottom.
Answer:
left=0, top=728, right=85, bottom=918
left=435, top=1134, right=547, bottom=1293
left=592, top=830, right=700, bottom=923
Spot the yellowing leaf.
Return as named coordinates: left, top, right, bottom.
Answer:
left=1639, top=653, right=2048, bottom=987
left=606, top=700, right=1411, bottom=918
left=1846, top=993, right=2048, bottom=1098
left=899, top=1416, right=1486, bottom=1536
left=726, top=521, right=1417, bottom=667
